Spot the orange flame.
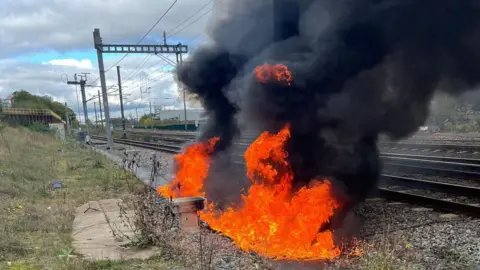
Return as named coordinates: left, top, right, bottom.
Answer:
left=157, top=137, right=219, bottom=198
left=255, top=63, right=293, bottom=85
left=157, top=126, right=342, bottom=261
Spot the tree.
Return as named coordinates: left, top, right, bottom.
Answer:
left=139, top=114, right=154, bottom=126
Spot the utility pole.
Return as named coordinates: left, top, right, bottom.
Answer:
left=74, top=74, right=81, bottom=126
left=116, top=66, right=126, bottom=138
left=97, top=90, right=104, bottom=128
left=67, top=76, right=90, bottom=137
left=135, top=108, right=139, bottom=125
left=64, top=102, right=70, bottom=136
left=156, top=105, right=162, bottom=123
left=94, top=101, right=98, bottom=129
left=149, top=101, right=153, bottom=130
left=93, top=29, right=113, bottom=149
left=93, top=28, right=188, bottom=135
left=176, top=49, right=188, bottom=131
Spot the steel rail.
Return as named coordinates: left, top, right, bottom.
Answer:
left=382, top=155, right=480, bottom=179
left=377, top=188, right=480, bottom=217
left=380, top=142, right=480, bottom=152
left=233, top=161, right=480, bottom=217
left=405, top=138, right=480, bottom=144
left=126, top=130, right=198, bottom=138
left=97, top=134, right=480, bottom=178
left=91, top=135, right=182, bottom=153
left=91, top=136, right=480, bottom=217
left=381, top=174, right=480, bottom=197
left=381, top=152, right=480, bottom=164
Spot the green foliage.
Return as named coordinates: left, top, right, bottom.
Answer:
left=139, top=114, right=154, bottom=126
left=142, top=134, right=152, bottom=142
left=27, top=122, right=52, bottom=133
left=0, top=121, right=7, bottom=132
left=138, top=114, right=186, bottom=127
left=0, top=127, right=151, bottom=268
left=11, top=90, right=78, bottom=124
left=56, top=247, right=74, bottom=262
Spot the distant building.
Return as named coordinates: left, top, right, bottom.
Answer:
left=154, top=109, right=206, bottom=122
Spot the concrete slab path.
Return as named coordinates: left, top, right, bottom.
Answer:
left=72, top=198, right=158, bottom=261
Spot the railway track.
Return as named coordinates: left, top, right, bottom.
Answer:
left=90, top=135, right=182, bottom=153
left=123, top=131, right=196, bottom=144
left=380, top=141, right=480, bottom=153
left=91, top=134, right=480, bottom=218
left=124, top=130, right=197, bottom=139
left=382, top=153, right=480, bottom=179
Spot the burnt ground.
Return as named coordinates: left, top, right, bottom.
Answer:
left=92, top=141, right=480, bottom=270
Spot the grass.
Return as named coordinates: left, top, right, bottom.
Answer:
left=0, top=126, right=171, bottom=269
left=357, top=233, right=421, bottom=270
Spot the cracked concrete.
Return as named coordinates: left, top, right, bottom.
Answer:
left=72, top=198, right=159, bottom=261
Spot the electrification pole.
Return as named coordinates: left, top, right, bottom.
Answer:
left=93, top=29, right=113, bottom=148
left=74, top=74, right=81, bottom=126
left=149, top=101, right=153, bottom=130
left=94, top=101, right=98, bottom=129
left=93, top=28, right=188, bottom=135
left=116, top=66, right=127, bottom=138
left=64, top=102, right=70, bottom=136
left=97, top=90, right=104, bottom=128
left=67, top=77, right=90, bottom=137
left=136, top=108, right=139, bottom=125
left=176, top=49, right=187, bottom=131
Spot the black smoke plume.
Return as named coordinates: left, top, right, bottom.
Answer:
left=176, top=0, right=480, bottom=229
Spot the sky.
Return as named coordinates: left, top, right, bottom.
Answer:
left=0, top=0, right=215, bottom=123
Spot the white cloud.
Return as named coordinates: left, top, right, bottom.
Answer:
left=0, top=0, right=213, bottom=58
left=0, top=0, right=213, bottom=123
left=44, top=58, right=93, bottom=69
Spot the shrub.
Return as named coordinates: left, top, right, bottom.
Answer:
left=27, top=123, right=51, bottom=133
left=142, top=134, right=152, bottom=142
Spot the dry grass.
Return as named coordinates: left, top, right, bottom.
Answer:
left=127, top=189, right=274, bottom=270
left=113, top=152, right=273, bottom=270
left=356, top=231, right=421, bottom=270
left=4, top=125, right=474, bottom=269
left=356, top=230, right=477, bottom=270
left=0, top=126, right=170, bottom=269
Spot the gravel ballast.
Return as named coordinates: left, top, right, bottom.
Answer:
left=93, top=141, right=480, bottom=269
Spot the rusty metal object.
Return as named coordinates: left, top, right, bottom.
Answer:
left=172, top=197, right=205, bottom=233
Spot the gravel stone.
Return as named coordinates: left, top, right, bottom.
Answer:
left=94, top=142, right=175, bottom=187
left=92, top=139, right=480, bottom=269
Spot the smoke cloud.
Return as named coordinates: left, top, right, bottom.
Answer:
left=176, top=0, right=480, bottom=228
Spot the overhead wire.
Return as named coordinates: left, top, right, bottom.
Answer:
left=89, top=0, right=211, bottom=91
left=166, top=0, right=214, bottom=35
left=118, top=0, right=214, bottom=106
left=108, top=38, right=206, bottom=111
left=134, top=32, right=207, bottom=80
left=155, top=54, right=177, bottom=66
left=102, top=0, right=179, bottom=73
left=119, top=0, right=213, bottom=87
left=167, top=7, right=213, bottom=38
left=124, top=40, right=207, bottom=98
left=85, top=1, right=213, bottom=115
left=119, top=55, right=153, bottom=86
